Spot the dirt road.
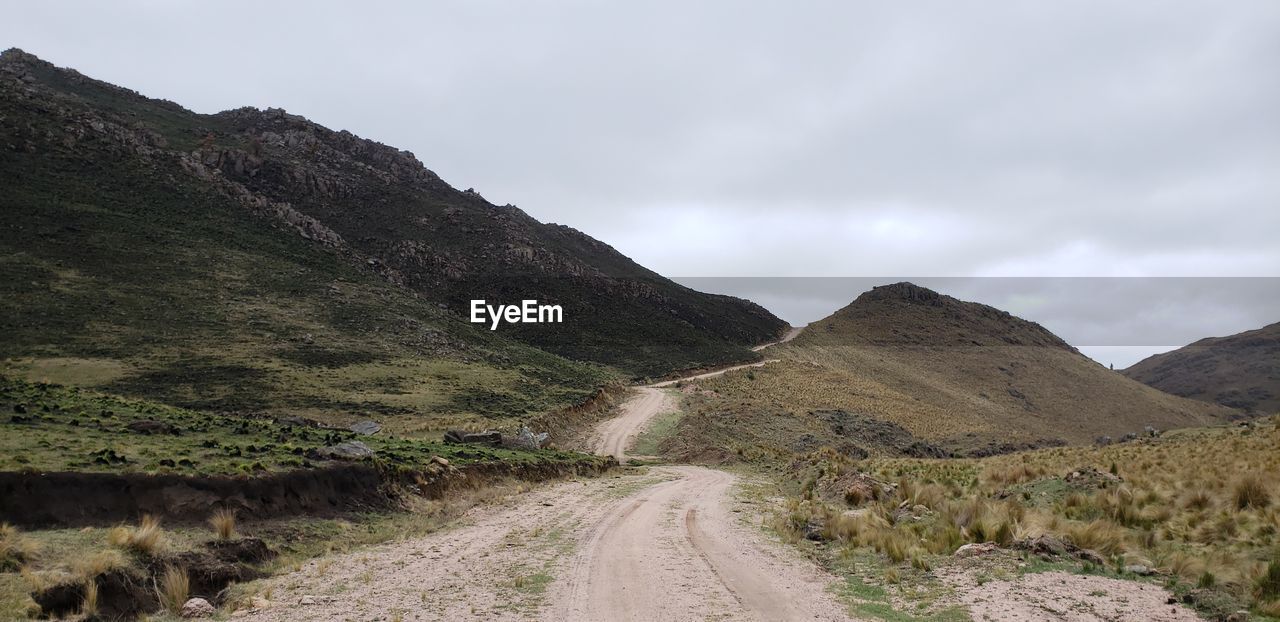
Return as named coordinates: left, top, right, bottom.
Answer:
left=236, top=325, right=853, bottom=621
left=592, top=386, right=675, bottom=461
left=601, top=325, right=803, bottom=460
left=548, top=465, right=848, bottom=621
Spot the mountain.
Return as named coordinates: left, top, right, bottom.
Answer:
left=0, top=49, right=785, bottom=429
left=1123, top=322, right=1280, bottom=414
left=666, top=282, right=1237, bottom=460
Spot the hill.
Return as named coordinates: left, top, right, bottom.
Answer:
left=0, top=48, right=785, bottom=429
left=665, top=282, right=1237, bottom=459
left=1124, top=322, right=1280, bottom=414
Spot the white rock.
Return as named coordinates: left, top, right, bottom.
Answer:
left=180, top=597, right=215, bottom=618
left=954, top=542, right=1001, bottom=558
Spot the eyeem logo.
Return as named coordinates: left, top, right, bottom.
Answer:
left=470, top=300, right=563, bottom=330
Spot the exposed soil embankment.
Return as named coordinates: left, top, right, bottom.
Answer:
left=0, top=458, right=614, bottom=527
left=526, top=384, right=631, bottom=449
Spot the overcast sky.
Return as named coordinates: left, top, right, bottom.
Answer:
left=6, top=1, right=1279, bottom=366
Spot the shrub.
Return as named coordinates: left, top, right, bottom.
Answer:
left=156, top=565, right=189, bottom=614
left=209, top=508, right=237, bottom=541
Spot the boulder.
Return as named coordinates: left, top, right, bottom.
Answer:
left=1124, top=563, right=1154, bottom=576
left=180, top=597, right=215, bottom=618
left=348, top=420, right=382, bottom=435
left=954, top=542, right=1001, bottom=558
left=443, top=430, right=502, bottom=446
left=316, top=441, right=373, bottom=460
left=513, top=426, right=549, bottom=450
left=1017, top=534, right=1068, bottom=557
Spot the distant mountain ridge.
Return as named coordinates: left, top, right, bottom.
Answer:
left=674, top=282, right=1239, bottom=460
left=0, top=48, right=786, bottom=383
left=830, top=282, right=1075, bottom=350
left=1124, top=322, right=1280, bottom=414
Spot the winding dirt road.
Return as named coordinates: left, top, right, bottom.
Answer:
left=604, top=326, right=804, bottom=461
left=236, top=326, right=851, bottom=621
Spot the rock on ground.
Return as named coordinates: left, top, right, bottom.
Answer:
left=180, top=597, right=215, bottom=618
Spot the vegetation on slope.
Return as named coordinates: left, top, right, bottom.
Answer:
left=668, top=283, right=1238, bottom=460
left=0, top=376, right=605, bottom=476
left=773, top=417, right=1280, bottom=618
left=0, top=48, right=786, bottom=385
left=1125, top=321, right=1280, bottom=414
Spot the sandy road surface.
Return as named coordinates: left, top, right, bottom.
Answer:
left=592, top=386, right=676, bottom=461
left=548, top=464, right=848, bottom=622
left=234, top=468, right=849, bottom=621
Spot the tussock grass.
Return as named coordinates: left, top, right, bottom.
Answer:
left=155, top=565, right=189, bottom=614
left=1233, top=475, right=1271, bottom=510
left=0, top=523, right=39, bottom=571
left=110, top=515, right=165, bottom=556
left=209, top=508, right=237, bottom=541
left=771, top=416, right=1280, bottom=614
left=79, top=578, right=98, bottom=617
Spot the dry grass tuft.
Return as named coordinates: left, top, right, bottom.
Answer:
left=1257, top=560, right=1280, bottom=602
left=0, top=522, right=40, bottom=571
left=80, top=578, right=99, bottom=617
left=209, top=508, right=237, bottom=541
left=111, top=515, right=166, bottom=556
left=155, top=565, right=189, bottom=614
left=1232, top=475, right=1271, bottom=510
left=1065, top=519, right=1128, bottom=556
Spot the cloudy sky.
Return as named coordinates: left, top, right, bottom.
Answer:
left=6, top=1, right=1279, bottom=366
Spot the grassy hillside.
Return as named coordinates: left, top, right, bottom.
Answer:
left=0, top=48, right=785, bottom=383
left=772, top=416, right=1280, bottom=619
left=664, top=282, right=1237, bottom=459
left=1125, top=322, right=1280, bottom=414
left=0, top=376, right=607, bottom=476
left=0, top=109, right=616, bottom=433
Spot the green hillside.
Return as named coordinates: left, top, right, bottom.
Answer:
left=0, top=48, right=786, bottom=431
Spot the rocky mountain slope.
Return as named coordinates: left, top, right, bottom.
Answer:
left=0, top=48, right=783, bottom=378
left=1124, top=322, right=1280, bottom=414
left=668, top=282, right=1237, bottom=459
left=0, top=48, right=784, bottom=428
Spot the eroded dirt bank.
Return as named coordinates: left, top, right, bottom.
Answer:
left=0, top=459, right=612, bottom=527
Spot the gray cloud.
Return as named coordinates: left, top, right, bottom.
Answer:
left=6, top=1, right=1278, bottom=366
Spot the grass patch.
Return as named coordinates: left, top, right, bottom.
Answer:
left=765, top=416, right=1280, bottom=615
left=0, top=376, right=612, bottom=475
left=629, top=397, right=681, bottom=457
